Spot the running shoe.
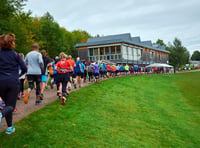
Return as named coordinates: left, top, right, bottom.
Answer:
left=5, top=126, right=15, bottom=134
left=21, top=92, right=25, bottom=97
left=17, top=95, right=21, bottom=100
left=35, top=100, right=42, bottom=105
left=57, top=92, right=62, bottom=98
left=24, top=92, right=30, bottom=104
left=61, top=96, right=66, bottom=105
left=14, top=107, right=17, bottom=112
left=0, top=112, right=2, bottom=126
left=40, top=94, right=44, bottom=100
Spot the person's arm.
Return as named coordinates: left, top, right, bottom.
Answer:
left=38, top=53, right=44, bottom=71
left=17, top=53, right=27, bottom=76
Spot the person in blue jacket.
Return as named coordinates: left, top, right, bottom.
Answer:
left=0, top=34, right=27, bottom=134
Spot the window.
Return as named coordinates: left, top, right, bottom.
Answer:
left=107, top=55, right=110, bottom=60
left=105, top=47, right=109, bottom=55
left=159, top=55, right=162, bottom=60
left=111, top=46, right=115, bottom=54
left=115, top=55, right=118, bottom=60
left=150, top=51, right=154, bottom=59
left=100, top=47, right=104, bottom=55
left=116, top=46, right=121, bottom=53
left=89, top=48, right=93, bottom=56
left=94, top=48, right=98, bottom=56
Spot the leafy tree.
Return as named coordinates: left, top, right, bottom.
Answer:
left=0, top=0, right=26, bottom=34
left=156, top=39, right=166, bottom=46
left=167, top=38, right=190, bottom=70
left=191, top=50, right=200, bottom=61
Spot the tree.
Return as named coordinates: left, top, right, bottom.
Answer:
left=0, top=0, right=26, bottom=34
left=167, top=38, right=190, bottom=70
left=156, top=39, right=166, bottom=46
left=191, top=50, right=200, bottom=61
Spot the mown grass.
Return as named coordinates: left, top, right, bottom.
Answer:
left=0, top=72, right=200, bottom=147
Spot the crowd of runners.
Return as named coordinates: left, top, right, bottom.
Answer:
left=0, top=33, right=171, bottom=134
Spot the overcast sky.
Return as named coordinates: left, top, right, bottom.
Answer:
left=24, top=0, right=200, bottom=54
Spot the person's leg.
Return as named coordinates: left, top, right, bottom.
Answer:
left=35, top=75, right=42, bottom=104
left=88, top=72, right=92, bottom=82
left=24, top=75, right=34, bottom=104
left=40, top=75, right=47, bottom=100
left=20, top=79, right=25, bottom=97
left=0, top=83, right=19, bottom=133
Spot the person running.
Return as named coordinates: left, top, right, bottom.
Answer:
left=55, top=52, right=72, bottom=105
left=24, top=43, right=44, bottom=105
left=111, top=64, right=116, bottom=77
left=52, top=56, right=60, bottom=87
left=80, top=61, right=85, bottom=87
left=107, top=63, right=111, bottom=78
left=40, top=50, right=50, bottom=100
left=120, top=64, right=125, bottom=75
left=18, top=53, right=26, bottom=100
left=88, top=62, right=94, bottom=83
left=67, top=55, right=75, bottom=91
left=0, top=34, right=27, bottom=134
left=125, top=64, right=129, bottom=76
left=48, top=59, right=54, bottom=89
left=93, top=62, right=100, bottom=83
left=103, top=63, right=107, bottom=78
left=74, top=57, right=83, bottom=88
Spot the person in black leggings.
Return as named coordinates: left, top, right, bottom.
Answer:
left=0, top=34, right=27, bottom=134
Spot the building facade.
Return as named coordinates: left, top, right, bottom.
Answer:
left=76, top=33, right=170, bottom=65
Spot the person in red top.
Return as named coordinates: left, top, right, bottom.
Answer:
left=55, top=52, right=72, bottom=105
left=67, top=55, right=75, bottom=91
left=107, top=63, right=111, bottom=78
left=111, top=64, right=116, bottom=77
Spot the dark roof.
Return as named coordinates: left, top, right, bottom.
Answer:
left=131, top=37, right=141, bottom=43
left=76, top=33, right=170, bottom=53
left=141, top=41, right=152, bottom=47
left=87, top=33, right=131, bottom=43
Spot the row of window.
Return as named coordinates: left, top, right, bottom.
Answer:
left=88, top=45, right=167, bottom=62
left=89, top=46, right=121, bottom=56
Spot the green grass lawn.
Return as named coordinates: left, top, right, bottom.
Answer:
left=0, top=72, right=200, bottom=147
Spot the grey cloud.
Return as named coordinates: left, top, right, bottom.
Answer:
left=24, top=0, right=200, bottom=54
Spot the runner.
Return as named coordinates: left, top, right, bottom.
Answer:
left=80, top=61, right=86, bottom=87
left=111, top=63, right=116, bottom=77
left=0, top=34, right=27, bottom=134
left=107, top=63, right=111, bottom=78
left=74, top=57, right=83, bottom=88
left=24, top=43, right=44, bottom=105
left=99, top=63, right=104, bottom=79
left=18, top=53, right=26, bottom=100
left=103, top=63, right=107, bottom=78
left=52, top=56, right=60, bottom=87
left=116, top=64, right=120, bottom=76
left=55, top=52, right=72, bottom=105
left=40, top=50, right=50, bottom=100
left=48, top=59, right=54, bottom=89
left=67, top=55, right=75, bottom=91
left=93, top=62, right=100, bottom=83
left=125, top=64, right=129, bottom=76
left=88, top=62, right=94, bottom=83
